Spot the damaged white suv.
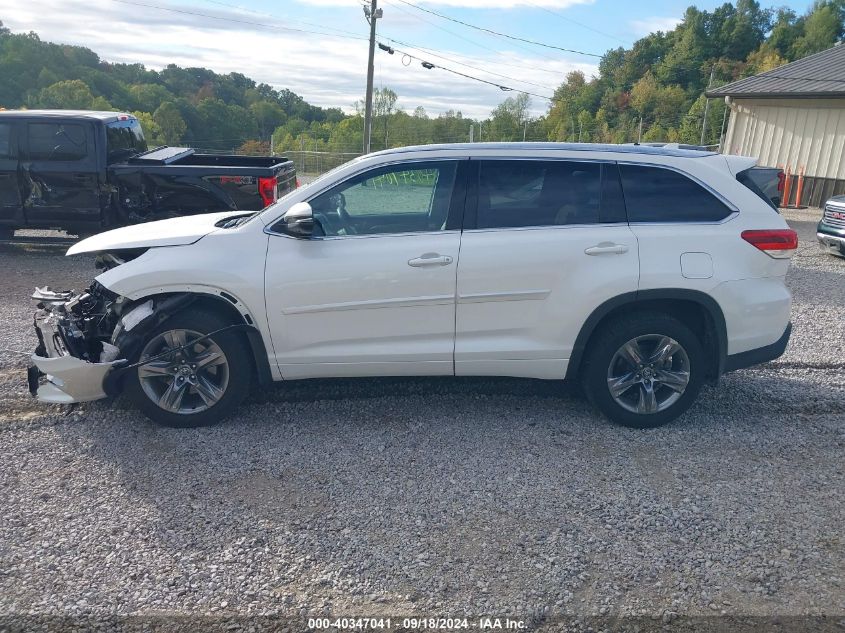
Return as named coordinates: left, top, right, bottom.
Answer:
left=29, top=143, right=796, bottom=428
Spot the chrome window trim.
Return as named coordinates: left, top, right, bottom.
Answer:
left=462, top=222, right=629, bottom=234
left=263, top=157, right=468, bottom=229
left=264, top=225, right=461, bottom=241
left=627, top=211, right=739, bottom=227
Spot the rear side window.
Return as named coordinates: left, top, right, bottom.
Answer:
left=737, top=167, right=779, bottom=211
left=26, top=123, right=87, bottom=161
left=619, top=164, right=732, bottom=222
left=107, top=119, right=148, bottom=161
left=477, top=160, right=601, bottom=228
left=0, top=124, right=12, bottom=159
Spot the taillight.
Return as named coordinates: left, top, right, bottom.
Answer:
left=776, top=171, right=785, bottom=192
left=258, top=176, right=278, bottom=207
left=741, top=229, right=798, bottom=258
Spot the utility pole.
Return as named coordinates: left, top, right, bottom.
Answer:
left=469, top=124, right=474, bottom=143
left=637, top=117, right=643, bottom=143
left=701, top=65, right=716, bottom=146
left=523, top=120, right=528, bottom=142
left=363, top=0, right=382, bottom=155
left=578, top=121, right=583, bottom=142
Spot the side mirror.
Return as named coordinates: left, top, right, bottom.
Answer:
left=277, top=201, right=315, bottom=238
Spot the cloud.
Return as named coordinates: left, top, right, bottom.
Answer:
left=0, top=0, right=596, bottom=119
left=629, top=16, right=682, bottom=37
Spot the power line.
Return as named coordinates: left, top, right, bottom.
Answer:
left=382, top=0, right=568, bottom=65
left=391, top=0, right=603, bottom=58
left=378, top=38, right=557, bottom=92
left=382, top=36, right=573, bottom=77
left=379, top=42, right=554, bottom=100
left=171, top=0, right=557, bottom=97
left=380, top=0, right=545, bottom=62
left=111, top=0, right=369, bottom=42
left=522, top=1, right=628, bottom=45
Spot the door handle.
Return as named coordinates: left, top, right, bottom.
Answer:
left=585, top=243, right=629, bottom=256
left=408, top=253, right=453, bottom=267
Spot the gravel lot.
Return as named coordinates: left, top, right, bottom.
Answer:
left=0, top=209, right=843, bottom=631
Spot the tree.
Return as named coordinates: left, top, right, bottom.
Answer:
left=35, top=79, right=111, bottom=110
left=372, top=87, right=398, bottom=149
left=153, top=101, right=187, bottom=145
left=132, top=111, right=164, bottom=146
left=250, top=101, right=286, bottom=141
left=791, top=1, right=844, bottom=58
left=488, top=93, right=531, bottom=141
left=129, top=83, right=173, bottom=112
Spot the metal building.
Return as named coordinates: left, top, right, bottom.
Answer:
left=707, top=44, right=845, bottom=207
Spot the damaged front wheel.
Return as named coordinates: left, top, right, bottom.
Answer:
left=125, top=309, right=251, bottom=427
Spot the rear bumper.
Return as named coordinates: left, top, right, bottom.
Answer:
left=724, top=323, right=791, bottom=372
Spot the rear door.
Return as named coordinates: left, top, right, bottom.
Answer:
left=454, top=159, right=639, bottom=379
left=21, top=120, right=102, bottom=226
left=0, top=121, right=23, bottom=226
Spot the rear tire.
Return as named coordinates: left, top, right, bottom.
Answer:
left=124, top=309, right=252, bottom=428
left=582, top=312, right=705, bottom=429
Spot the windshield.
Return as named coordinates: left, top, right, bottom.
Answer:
left=106, top=118, right=148, bottom=161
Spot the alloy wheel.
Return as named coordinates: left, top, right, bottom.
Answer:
left=606, top=334, right=691, bottom=415
left=137, top=329, right=230, bottom=415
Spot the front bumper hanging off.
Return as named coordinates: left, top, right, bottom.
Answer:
left=28, top=355, right=121, bottom=404
left=27, top=288, right=124, bottom=404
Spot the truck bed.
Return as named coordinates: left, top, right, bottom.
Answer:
left=111, top=147, right=296, bottom=220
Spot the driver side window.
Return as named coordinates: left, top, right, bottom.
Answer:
left=309, top=161, right=458, bottom=237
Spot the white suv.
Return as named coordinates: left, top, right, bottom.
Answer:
left=28, top=143, right=796, bottom=429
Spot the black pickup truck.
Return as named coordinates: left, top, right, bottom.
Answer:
left=0, top=110, right=296, bottom=237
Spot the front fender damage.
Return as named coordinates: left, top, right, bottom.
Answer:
left=28, top=284, right=197, bottom=404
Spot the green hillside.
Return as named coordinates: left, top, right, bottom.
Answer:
left=0, top=1, right=842, bottom=155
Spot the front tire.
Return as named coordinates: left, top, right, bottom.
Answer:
left=582, top=313, right=705, bottom=429
left=124, top=309, right=251, bottom=427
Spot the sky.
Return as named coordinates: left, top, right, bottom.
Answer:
left=0, top=0, right=816, bottom=120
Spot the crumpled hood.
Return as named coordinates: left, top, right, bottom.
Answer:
left=66, top=211, right=251, bottom=255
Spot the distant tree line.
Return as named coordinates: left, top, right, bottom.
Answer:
left=0, top=1, right=842, bottom=155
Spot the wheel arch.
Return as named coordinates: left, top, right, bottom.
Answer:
left=109, top=289, right=273, bottom=392
left=564, top=289, right=727, bottom=383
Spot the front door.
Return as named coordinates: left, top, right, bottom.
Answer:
left=264, top=159, right=466, bottom=379
left=455, top=159, right=639, bottom=379
left=21, top=121, right=102, bottom=227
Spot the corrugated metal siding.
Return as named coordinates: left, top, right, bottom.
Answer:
left=724, top=98, right=845, bottom=180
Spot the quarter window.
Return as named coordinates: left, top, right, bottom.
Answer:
left=619, top=164, right=731, bottom=222
left=26, top=123, right=88, bottom=161
left=476, top=160, right=601, bottom=229
left=309, top=162, right=457, bottom=237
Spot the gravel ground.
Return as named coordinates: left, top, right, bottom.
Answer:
left=0, top=209, right=843, bottom=631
